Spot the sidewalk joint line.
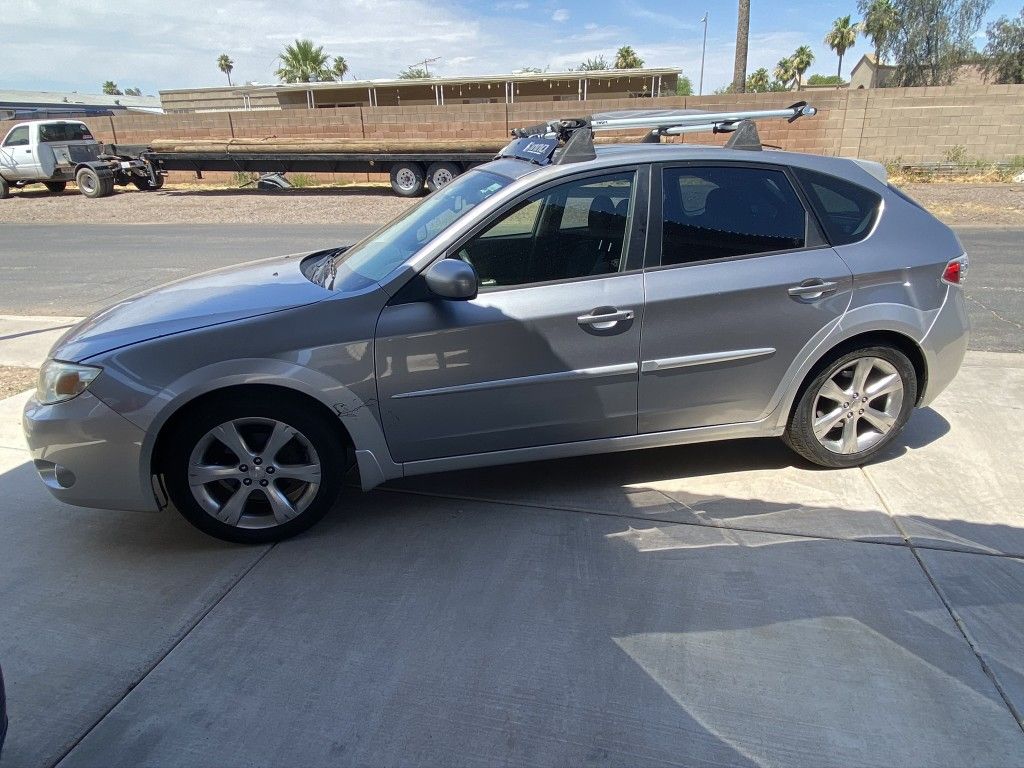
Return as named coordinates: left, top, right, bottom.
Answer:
left=50, top=541, right=277, bottom=767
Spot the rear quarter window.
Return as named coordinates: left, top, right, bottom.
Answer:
left=793, top=167, right=882, bottom=246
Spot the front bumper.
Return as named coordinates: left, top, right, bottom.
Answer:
left=22, top=390, right=158, bottom=512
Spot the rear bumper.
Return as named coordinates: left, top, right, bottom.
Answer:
left=22, top=391, right=158, bottom=512
left=919, top=286, right=970, bottom=407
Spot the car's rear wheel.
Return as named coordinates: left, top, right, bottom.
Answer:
left=784, top=345, right=917, bottom=468
left=163, top=394, right=346, bottom=543
left=44, top=181, right=67, bottom=194
left=76, top=168, right=113, bottom=198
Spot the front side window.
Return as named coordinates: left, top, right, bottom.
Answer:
left=660, top=165, right=807, bottom=267
left=456, top=171, right=635, bottom=288
left=3, top=126, right=29, bottom=147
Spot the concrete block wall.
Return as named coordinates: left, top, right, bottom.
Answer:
left=3, top=84, right=1022, bottom=186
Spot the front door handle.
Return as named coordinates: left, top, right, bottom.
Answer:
left=788, top=279, right=838, bottom=300
left=577, top=308, right=634, bottom=330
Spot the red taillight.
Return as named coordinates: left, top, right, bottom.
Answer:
left=942, top=255, right=968, bottom=286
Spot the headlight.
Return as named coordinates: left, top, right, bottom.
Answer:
left=36, top=360, right=102, bottom=405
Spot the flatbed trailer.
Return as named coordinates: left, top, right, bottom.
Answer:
left=108, top=143, right=503, bottom=197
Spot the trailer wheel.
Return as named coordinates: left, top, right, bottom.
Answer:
left=132, top=175, right=164, bottom=191
left=0, top=177, right=9, bottom=200
left=76, top=168, right=112, bottom=199
left=44, top=181, right=67, bottom=194
left=425, top=162, right=461, bottom=192
left=389, top=162, right=425, bottom=197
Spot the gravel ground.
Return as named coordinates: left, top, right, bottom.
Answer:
left=0, top=180, right=1021, bottom=227
left=0, top=366, right=37, bottom=399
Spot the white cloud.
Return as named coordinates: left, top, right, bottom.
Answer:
left=551, top=8, right=570, bottom=22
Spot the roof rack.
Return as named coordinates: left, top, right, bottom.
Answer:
left=499, top=101, right=817, bottom=165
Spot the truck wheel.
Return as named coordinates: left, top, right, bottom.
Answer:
left=0, top=177, right=9, bottom=200
left=425, top=162, right=461, bottom=192
left=76, top=168, right=110, bottom=198
left=132, top=175, right=164, bottom=191
left=44, top=181, right=67, bottom=194
left=389, top=162, right=425, bottom=197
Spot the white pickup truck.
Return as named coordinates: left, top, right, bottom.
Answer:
left=0, top=119, right=162, bottom=199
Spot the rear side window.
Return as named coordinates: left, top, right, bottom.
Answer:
left=660, top=165, right=807, bottom=266
left=793, top=168, right=881, bottom=246
left=38, top=123, right=93, bottom=143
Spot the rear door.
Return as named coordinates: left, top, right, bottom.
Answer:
left=638, top=162, right=853, bottom=432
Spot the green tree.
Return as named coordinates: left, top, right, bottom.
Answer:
left=859, top=0, right=900, bottom=79
left=807, top=73, right=848, bottom=85
left=398, top=66, right=430, bottom=79
left=102, top=81, right=122, bottom=95
left=825, top=15, right=860, bottom=80
left=982, top=9, right=1024, bottom=84
left=331, top=56, right=349, bottom=81
left=123, top=87, right=142, bottom=96
left=774, top=57, right=797, bottom=87
left=577, top=55, right=609, bottom=71
left=275, top=39, right=333, bottom=83
left=746, top=67, right=772, bottom=91
left=614, top=45, right=644, bottom=68
left=734, top=0, right=751, bottom=91
left=675, top=75, right=694, bottom=95
left=217, top=54, right=234, bottom=86
left=885, top=0, right=992, bottom=86
left=792, top=45, right=816, bottom=87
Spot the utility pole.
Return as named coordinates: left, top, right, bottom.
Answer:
left=408, top=56, right=441, bottom=76
left=699, top=12, right=708, bottom=95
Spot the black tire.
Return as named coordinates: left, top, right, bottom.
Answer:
left=0, top=177, right=9, bottom=199
left=75, top=167, right=112, bottom=198
left=132, top=175, right=164, bottom=190
left=389, top=162, right=425, bottom=197
left=425, top=161, right=461, bottom=192
left=784, top=345, right=917, bottom=468
left=44, top=181, right=67, bottom=194
left=163, top=393, right=347, bottom=544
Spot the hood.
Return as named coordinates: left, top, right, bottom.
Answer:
left=52, top=253, right=333, bottom=362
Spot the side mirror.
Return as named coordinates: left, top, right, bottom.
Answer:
left=424, top=258, right=478, bottom=301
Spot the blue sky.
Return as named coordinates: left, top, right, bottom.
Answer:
left=3, top=0, right=1020, bottom=96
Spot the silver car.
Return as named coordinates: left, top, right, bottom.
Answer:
left=23, top=127, right=970, bottom=543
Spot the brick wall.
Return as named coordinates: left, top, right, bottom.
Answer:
left=4, top=84, right=1022, bottom=186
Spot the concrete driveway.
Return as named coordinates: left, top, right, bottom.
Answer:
left=0, top=352, right=1022, bottom=767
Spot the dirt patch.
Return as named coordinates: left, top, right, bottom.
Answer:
left=0, top=366, right=37, bottom=399
left=1, top=179, right=1022, bottom=228
left=896, top=183, right=1024, bottom=227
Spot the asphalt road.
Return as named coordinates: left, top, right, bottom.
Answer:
left=0, top=224, right=1018, bottom=352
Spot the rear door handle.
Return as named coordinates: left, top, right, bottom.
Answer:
left=788, top=280, right=838, bottom=299
left=577, top=308, right=634, bottom=330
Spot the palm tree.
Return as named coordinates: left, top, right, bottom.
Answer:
left=331, top=56, right=349, bottom=81
left=746, top=67, right=771, bottom=91
left=614, top=45, right=644, bottom=69
left=275, top=39, right=333, bottom=83
left=102, top=81, right=121, bottom=95
left=792, top=45, right=815, bottom=88
left=774, top=57, right=797, bottom=88
left=217, top=54, right=234, bottom=86
left=577, top=56, right=609, bottom=71
left=859, top=0, right=899, bottom=85
left=733, top=0, right=750, bottom=91
left=824, top=15, right=859, bottom=81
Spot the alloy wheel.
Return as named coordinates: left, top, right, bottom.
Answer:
left=811, top=356, right=905, bottom=455
left=187, top=417, right=321, bottom=529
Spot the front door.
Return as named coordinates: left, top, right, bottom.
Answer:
left=639, top=163, right=854, bottom=432
left=0, top=125, right=33, bottom=179
left=376, top=168, right=648, bottom=463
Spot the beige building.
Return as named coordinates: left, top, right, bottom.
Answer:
left=849, top=54, right=989, bottom=89
left=160, top=68, right=681, bottom=113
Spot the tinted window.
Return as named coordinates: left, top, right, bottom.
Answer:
left=3, top=126, right=29, bottom=147
left=661, top=166, right=806, bottom=266
left=793, top=168, right=881, bottom=246
left=39, top=123, right=93, bottom=142
left=456, top=172, right=635, bottom=288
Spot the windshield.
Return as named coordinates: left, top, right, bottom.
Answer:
left=322, top=169, right=511, bottom=291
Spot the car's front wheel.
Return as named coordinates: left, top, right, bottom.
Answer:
left=784, top=345, right=917, bottom=468
left=163, top=394, right=346, bottom=543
